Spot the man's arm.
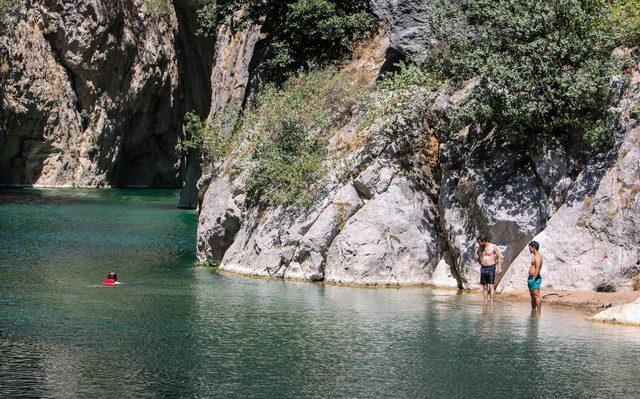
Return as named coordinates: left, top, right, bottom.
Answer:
left=494, top=245, right=504, bottom=273
left=475, top=247, right=482, bottom=265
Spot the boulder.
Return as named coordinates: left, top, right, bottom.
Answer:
left=590, top=298, right=640, bottom=326
left=324, top=175, right=442, bottom=286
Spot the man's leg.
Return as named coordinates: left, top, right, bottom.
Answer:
left=529, top=290, right=536, bottom=309
left=489, top=284, right=495, bottom=302
left=482, top=284, right=488, bottom=302
left=535, top=289, right=542, bottom=311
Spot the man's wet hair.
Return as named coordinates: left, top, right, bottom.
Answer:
left=477, top=234, right=488, bottom=242
left=529, top=241, right=540, bottom=250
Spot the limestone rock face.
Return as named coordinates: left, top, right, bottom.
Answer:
left=178, top=18, right=263, bottom=208
left=438, top=133, right=548, bottom=289
left=196, top=23, right=637, bottom=290
left=324, top=175, right=442, bottom=286
left=499, top=69, right=640, bottom=293
left=213, top=145, right=449, bottom=286
left=196, top=32, right=461, bottom=286
left=0, top=0, right=212, bottom=187
left=196, top=174, right=241, bottom=264
left=590, top=297, right=640, bottom=326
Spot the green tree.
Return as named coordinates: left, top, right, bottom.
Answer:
left=421, top=0, right=624, bottom=152
left=196, top=0, right=375, bottom=81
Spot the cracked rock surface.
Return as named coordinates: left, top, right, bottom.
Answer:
left=0, top=0, right=213, bottom=187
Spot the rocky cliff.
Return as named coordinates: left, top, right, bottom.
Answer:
left=0, top=0, right=212, bottom=187
left=2, top=1, right=638, bottom=293
left=500, top=69, right=640, bottom=293
left=196, top=2, right=640, bottom=292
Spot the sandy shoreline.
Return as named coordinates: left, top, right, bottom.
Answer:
left=494, top=290, right=640, bottom=316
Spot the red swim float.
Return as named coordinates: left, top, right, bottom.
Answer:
left=103, top=278, right=117, bottom=286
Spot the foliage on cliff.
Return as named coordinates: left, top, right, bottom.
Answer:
left=143, top=0, right=171, bottom=16
left=420, top=0, right=630, bottom=152
left=244, top=66, right=370, bottom=207
left=189, top=0, right=638, bottom=209
left=607, top=0, right=640, bottom=45
left=196, top=0, right=376, bottom=81
left=0, top=0, right=20, bottom=37
left=182, top=111, right=232, bottom=174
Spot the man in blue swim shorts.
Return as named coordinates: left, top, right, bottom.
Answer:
left=527, top=241, right=543, bottom=311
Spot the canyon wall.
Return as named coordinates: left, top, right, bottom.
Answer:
left=196, top=2, right=640, bottom=292
left=2, top=1, right=638, bottom=292
left=0, top=0, right=212, bottom=187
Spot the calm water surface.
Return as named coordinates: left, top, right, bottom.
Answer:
left=1, top=188, right=639, bottom=398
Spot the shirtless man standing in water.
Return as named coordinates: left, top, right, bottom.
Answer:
left=475, top=235, right=503, bottom=303
left=527, top=241, right=543, bottom=311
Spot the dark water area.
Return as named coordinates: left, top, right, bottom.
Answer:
left=1, top=188, right=639, bottom=398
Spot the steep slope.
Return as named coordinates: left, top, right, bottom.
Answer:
left=195, top=1, right=640, bottom=292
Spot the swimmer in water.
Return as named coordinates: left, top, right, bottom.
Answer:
left=106, top=272, right=118, bottom=281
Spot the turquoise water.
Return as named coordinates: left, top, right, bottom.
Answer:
left=1, top=188, right=640, bottom=398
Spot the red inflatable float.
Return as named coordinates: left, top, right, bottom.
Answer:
left=103, top=278, right=117, bottom=286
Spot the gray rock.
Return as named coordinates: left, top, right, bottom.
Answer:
left=590, top=297, right=640, bottom=326
left=439, top=134, right=546, bottom=289
left=286, top=183, right=364, bottom=280
left=0, top=1, right=211, bottom=187
left=179, top=14, right=263, bottom=208
left=196, top=175, right=241, bottom=263
left=353, top=160, right=396, bottom=198
left=430, top=251, right=460, bottom=288
left=220, top=207, right=294, bottom=277
left=500, top=69, right=640, bottom=292
left=370, top=0, right=431, bottom=63
left=324, top=176, right=441, bottom=286
left=530, top=146, right=573, bottom=213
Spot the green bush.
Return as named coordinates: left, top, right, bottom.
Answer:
left=182, top=111, right=232, bottom=174
left=195, top=0, right=376, bottom=80
left=360, top=63, right=441, bottom=133
left=420, top=0, right=625, bottom=152
left=243, top=66, right=369, bottom=208
left=195, top=0, right=240, bottom=36
left=606, top=0, right=640, bottom=46
left=143, top=0, right=170, bottom=16
left=0, top=0, right=21, bottom=36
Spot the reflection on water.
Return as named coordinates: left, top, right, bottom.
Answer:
left=1, top=188, right=639, bottom=398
